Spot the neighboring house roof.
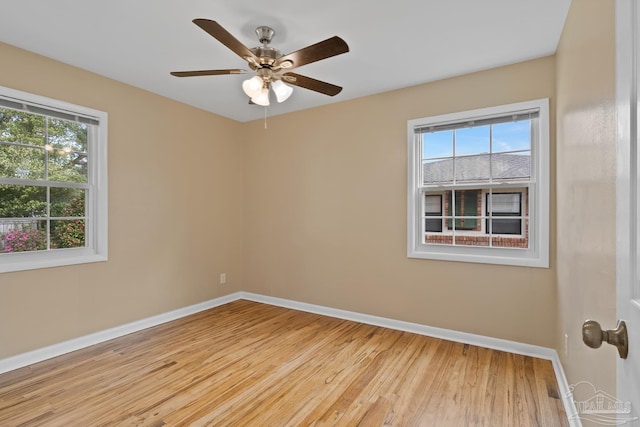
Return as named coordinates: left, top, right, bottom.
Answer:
left=423, top=153, right=530, bottom=184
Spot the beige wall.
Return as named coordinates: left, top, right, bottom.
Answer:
left=0, top=42, right=245, bottom=358
left=555, top=0, right=617, bottom=398
left=242, top=57, right=558, bottom=347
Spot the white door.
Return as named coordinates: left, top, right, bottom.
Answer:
left=616, top=0, right=640, bottom=423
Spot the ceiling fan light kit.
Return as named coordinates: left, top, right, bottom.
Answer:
left=171, top=19, right=349, bottom=107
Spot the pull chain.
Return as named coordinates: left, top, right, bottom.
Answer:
left=264, top=106, right=268, bottom=129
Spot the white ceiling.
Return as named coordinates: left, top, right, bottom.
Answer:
left=0, top=0, right=571, bottom=123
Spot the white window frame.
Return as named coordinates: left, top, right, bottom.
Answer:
left=407, top=98, right=549, bottom=268
left=0, top=85, right=108, bottom=273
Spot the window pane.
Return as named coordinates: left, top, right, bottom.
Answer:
left=454, top=154, right=490, bottom=182
left=491, top=152, right=530, bottom=180
left=46, top=119, right=89, bottom=183
left=492, top=120, right=531, bottom=153
left=490, top=218, right=522, bottom=234
left=425, top=194, right=442, bottom=214
left=0, top=143, right=45, bottom=180
left=50, top=187, right=85, bottom=217
left=425, top=218, right=442, bottom=233
left=0, top=184, right=46, bottom=218
left=0, top=219, right=47, bottom=253
left=462, top=190, right=479, bottom=227
left=423, top=130, right=453, bottom=159
left=423, top=159, right=453, bottom=184
left=51, top=219, right=85, bottom=249
left=489, top=193, right=521, bottom=214
left=455, top=125, right=490, bottom=156
left=47, top=148, right=88, bottom=183
left=0, top=109, right=45, bottom=146
left=47, top=119, right=88, bottom=153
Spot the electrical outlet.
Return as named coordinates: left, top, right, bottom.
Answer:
left=219, top=273, right=226, bottom=284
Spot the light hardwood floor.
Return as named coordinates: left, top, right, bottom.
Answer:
left=0, top=300, right=568, bottom=426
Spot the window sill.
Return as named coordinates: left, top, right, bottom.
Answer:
left=0, top=250, right=107, bottom=274
left=408, top=245, right=548, bottom=268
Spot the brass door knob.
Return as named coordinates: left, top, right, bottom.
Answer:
left=582, top=319, right=628, bottom=359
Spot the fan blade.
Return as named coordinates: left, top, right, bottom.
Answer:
left=193, top=19, right=259, bottom=65
left=171, top=69, right=247, bottom=77
left=282, top=73, right=342, bottom=96
left=276, top=36, right=349, bottom=69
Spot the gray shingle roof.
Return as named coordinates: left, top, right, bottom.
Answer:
left=423, top=153, right=530, bottom=185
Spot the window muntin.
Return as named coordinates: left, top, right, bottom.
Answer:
left=407, top=99, right=549, bottom=268
left=0, top=86, right=107, bottom=273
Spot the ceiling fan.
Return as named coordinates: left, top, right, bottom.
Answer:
left=171, top=19, right=350, bottom=106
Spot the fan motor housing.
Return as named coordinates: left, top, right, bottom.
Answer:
left=249, top=46, right=282, bottom=69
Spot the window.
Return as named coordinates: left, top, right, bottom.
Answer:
left=407, top=99, right=549, bottom=267
left=0, top=86, right=108, bottom=273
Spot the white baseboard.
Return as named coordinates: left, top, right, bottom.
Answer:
left=240, top=292, right=552, bottom=358
left=0, top=290, right=579, bottom=426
